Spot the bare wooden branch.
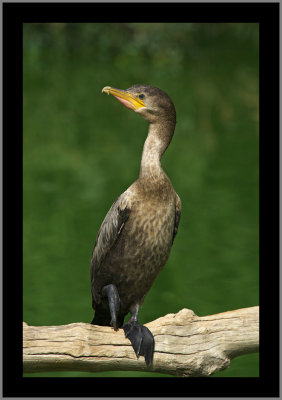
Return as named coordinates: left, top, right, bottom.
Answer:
left=23, top=306, right=259, bottom=377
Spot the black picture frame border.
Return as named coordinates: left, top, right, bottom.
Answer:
left=3, top=2, right=279, bottom=397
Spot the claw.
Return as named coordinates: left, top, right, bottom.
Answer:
left=123, top=320, right=154, bottom=366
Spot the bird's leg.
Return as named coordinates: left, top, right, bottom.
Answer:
left=127, top=303, right=140, bottom=323
left=101, top=284, right=121, bottom=331
left=122, top=303, right=155, bottom=367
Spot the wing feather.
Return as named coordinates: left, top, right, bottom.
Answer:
left=90, top=193, right=131, bottom=303
left=172, top=193, right=181, bottom=243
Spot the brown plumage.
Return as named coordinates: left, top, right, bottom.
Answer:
left=90, top=84, right=181, bottom=366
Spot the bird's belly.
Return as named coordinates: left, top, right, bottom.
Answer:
left=126, top=209, right=174, bottom=264
left=105, top=206, right=175, bottom=310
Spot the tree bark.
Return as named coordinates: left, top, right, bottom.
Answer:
left=23, top=306, right=259, bottom=377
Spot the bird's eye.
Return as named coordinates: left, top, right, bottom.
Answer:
left=138, top=94, right=145, bottom=100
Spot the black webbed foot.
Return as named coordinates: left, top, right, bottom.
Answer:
left=101, top=284, right=121, bottom=330
left=123, top=320, right=155, bottom=367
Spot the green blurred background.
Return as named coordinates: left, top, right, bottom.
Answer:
left=23, top=23, right=259, bottom=377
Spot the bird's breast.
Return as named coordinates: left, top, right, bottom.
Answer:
left=117, top=196, right=176, bottom=269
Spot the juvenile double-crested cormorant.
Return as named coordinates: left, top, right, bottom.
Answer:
left=90, top=84, right=181, bottom=366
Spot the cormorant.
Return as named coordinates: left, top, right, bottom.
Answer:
left=90, top=84, right=181, bottom=366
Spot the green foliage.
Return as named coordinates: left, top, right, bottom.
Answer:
left=23, top=23, right=259, bottom=377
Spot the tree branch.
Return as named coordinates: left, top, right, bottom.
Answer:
left=23, top=306, right=259, bottom=377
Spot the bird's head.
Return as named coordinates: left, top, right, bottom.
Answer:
left=102, top=84, right=176, bottom=125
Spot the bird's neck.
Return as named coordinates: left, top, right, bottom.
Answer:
left=139, top=120, right=175, bottom=180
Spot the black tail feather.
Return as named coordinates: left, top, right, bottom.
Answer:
left=91, top=304, right=125, bottom=328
